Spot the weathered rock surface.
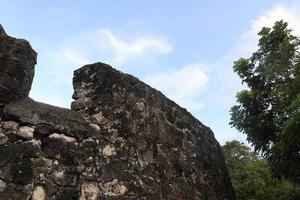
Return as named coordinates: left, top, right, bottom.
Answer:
left=0, top=26, right=234, bottom=199
left=71, top=63, right=234, bottom=199
left=5, top=97, right=94, bottom=140
left=0, top=25, right=37, bottom=104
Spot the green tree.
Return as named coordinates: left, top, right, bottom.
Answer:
left=222, top=140, right=300, bottom=200
left=230, top=20, right=300, bottom=182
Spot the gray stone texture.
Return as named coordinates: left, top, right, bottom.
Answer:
left=0, top=25, right=234, bottom=199
left=71, top=62, right=234, bottom=199
left=0, top=24, right=37, bottom=104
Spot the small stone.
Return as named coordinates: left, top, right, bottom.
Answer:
left=80, top=182, right=99, bottom=200
left=89, top=123, right=100, bottom=132
left=89, top=123, right=101, bottom=138
left=38, top=157, right=53, bottom=167
left=32, top=185, right=46, bottom=200
left=102, top=144, right=116, bottom=156
left=0, top=179, right=6, bottom=192
left=25, top=139, right=41, bottom=147
left=113, top=183, right=127, bottom=196
left=87, top=156, right=93, bottom=161
left=142, top=150, right=155, bottom=164
left=0, top=133, right=8, bottom=144
left=53, top=170, right=65, bottom=185
left=17, top=126, right=34, bottom=140
left=135, top=101, right=145, bottom=111
left=23, top=183, right=34, bottom=195
left=39, top=173, right=46, bottom=181
left=91, top=112, right=104, bottom=122
left=2, top=121, right=18, bottom=130
left=48, top=133, right=77, bottom=143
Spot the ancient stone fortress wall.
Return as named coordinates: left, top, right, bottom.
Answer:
left=0, top=25, right=234, bottom=200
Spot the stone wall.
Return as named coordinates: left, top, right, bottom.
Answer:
left=0, top=25, right=234, bottom=199
left=71, top=63, right=234, bottom=199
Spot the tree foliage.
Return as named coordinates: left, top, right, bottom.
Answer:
left=222, top=140, right=300, bottom=200
left=230, top=20, right=300, bottom=182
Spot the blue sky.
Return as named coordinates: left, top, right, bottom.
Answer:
left=1, top=0, right=300, bottom=144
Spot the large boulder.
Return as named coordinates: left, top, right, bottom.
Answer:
left=0, top=25, right=37, bottom=104
left=72, top=62, right=234, bottom=199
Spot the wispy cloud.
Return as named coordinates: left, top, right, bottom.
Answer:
left=57, top=47, right=90, bottom=65
left=52, top=29, right=172, bottom=67
left=144, top=63, right=209, bottom=111
left=97, top=29, right=172, bottom=64
left=233, top=5, right=300, bottom=59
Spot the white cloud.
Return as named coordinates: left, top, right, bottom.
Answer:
left=252, top=5, right=300, bottom=34
left=41, top=29, right=173, bottom=85
left=144, top=64, right=209, bottom=111
left=52, top=29, right=172, bottom=67
left=232, top=5, right=300, bottom=59
left=96, top=29, right=172, bottom=64
left=213, top=4, right=300, bottom=108
left=139, top=3, right=299, bottom=115
left=57, top=47, right=90, bottom=66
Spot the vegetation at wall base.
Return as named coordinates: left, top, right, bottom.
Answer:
left=222, top=140, right=300, bottom=200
